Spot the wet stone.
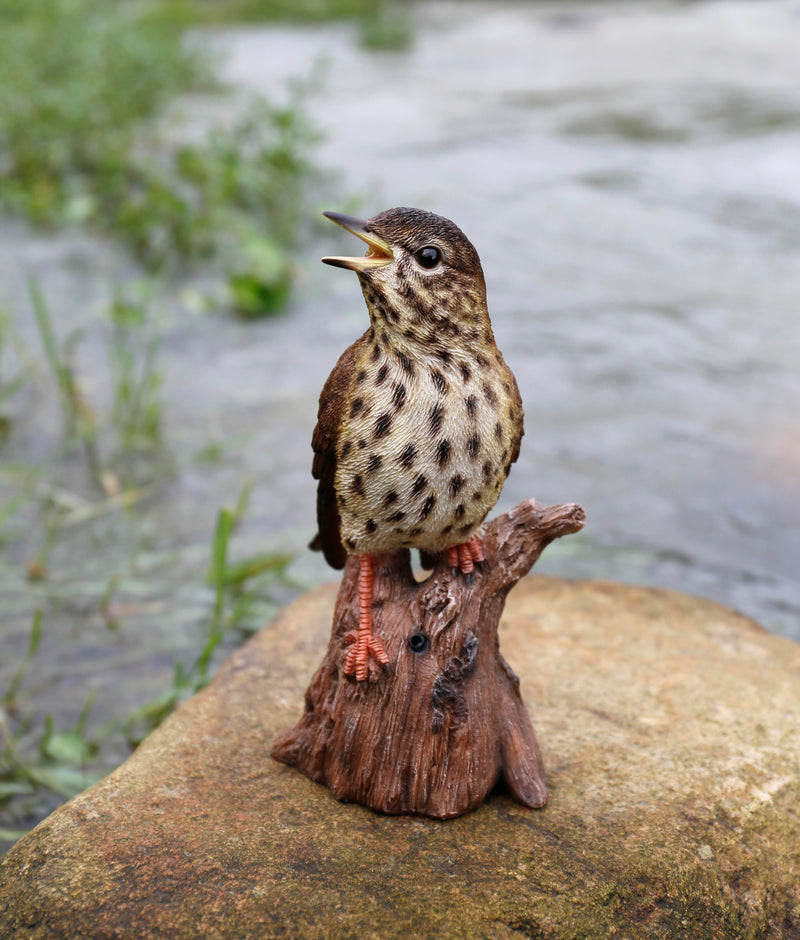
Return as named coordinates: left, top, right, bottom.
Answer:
left=1, top=578, right=799, bottom=939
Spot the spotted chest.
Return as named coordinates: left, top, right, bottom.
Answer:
left=333, top=342, right=522, bottom=555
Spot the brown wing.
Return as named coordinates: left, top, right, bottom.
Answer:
left=503, top=360, right=524, bottom=471
left=309, top=332, right=369, bottom=569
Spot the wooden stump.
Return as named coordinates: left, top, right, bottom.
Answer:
left=272, top=498, right=585, bottom=819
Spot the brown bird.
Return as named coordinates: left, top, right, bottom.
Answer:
left=311, top=207, right=523, bottom=681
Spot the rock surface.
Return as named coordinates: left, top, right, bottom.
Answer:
left=1, top=577, right=799, bottom=939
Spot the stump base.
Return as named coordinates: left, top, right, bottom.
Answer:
left=272, top=498, right=585, bottom=818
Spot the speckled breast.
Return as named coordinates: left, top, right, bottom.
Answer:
left=334, top=341, right=521, bottom=556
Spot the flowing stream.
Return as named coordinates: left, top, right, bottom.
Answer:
left=212, top=0, right=800, bottom=635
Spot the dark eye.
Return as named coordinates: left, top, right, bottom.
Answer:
left=408, top=632, right=429, bottom=653
left=415, top=246, right=441, bottom=269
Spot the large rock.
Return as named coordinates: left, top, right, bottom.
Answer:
left=1, top=577, right=799, bottom=939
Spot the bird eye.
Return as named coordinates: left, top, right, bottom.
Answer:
left=415, top=246, right=441, bottom=269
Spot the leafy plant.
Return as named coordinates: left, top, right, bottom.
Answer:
left=124, top=90, right=319, bottom=314
left=141, top=0, right=373, bottom=28
left=0, top=611, right=99, bottom=840
left=0, top=0, right=331, bottom=852
left=359, top=0, right=414, bottom=51
left=0, top=0, right=206, bottom=225
left=0, top=0, right=322, bottom=317
left=122, top=485, right=293, bottom=746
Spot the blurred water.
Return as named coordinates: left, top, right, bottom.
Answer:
left=209, top=0, right=800, bottom=635
left=1, top=1, right=799, bottom=830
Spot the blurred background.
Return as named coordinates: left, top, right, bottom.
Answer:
left=1, top=0, right=799, bottom=849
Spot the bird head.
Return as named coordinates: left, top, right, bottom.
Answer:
left=322, top=207, right=491, bottom=350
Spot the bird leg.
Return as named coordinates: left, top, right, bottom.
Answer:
left=446, top=536, right=485, bottom=580
left=445, top=545, right=460, bottom=571
left=467, top=535, right=485, bottom=565
left=343, top=554, right=390, bottom=681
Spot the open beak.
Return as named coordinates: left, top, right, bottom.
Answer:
left=321, top=211, right=393, bottom=271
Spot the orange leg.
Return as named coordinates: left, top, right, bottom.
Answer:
left=467, top=536, right=485, bottom=564
left=458, top=542, right=474, bottom=575
left=446, top=536, right=485, bottom=580
left=343, top=554, right=389, bottom=681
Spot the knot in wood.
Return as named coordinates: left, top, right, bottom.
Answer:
left=420, top=579, right=458, bottom=618
left=431, top=632, right=478, bottom=734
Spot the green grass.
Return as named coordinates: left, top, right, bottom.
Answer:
left=0, top=312, right=28, bottom=437
left=0, top=0, right=322, bottom=318
left=1, top=610, right=100, bottom=840
left=142, top=0, right=373, bottom=27
left=144, top=0, right=416, bottom=51
left=0, top=478, right=298, bottom=837
left=0, top=0, right=207, bottom=225
left=359, top=1, right=414, bottom=51
left=120, top=486, right=294, bottom=746
left=29, top=279, right=97, bottom=440
left=29, top=277, right=104, bottom=485
left=107, top=291, right=164, bottom=459
left=1, top=303, right=298, bottom=836
left=0, top=0, right=363, bottom=853
left=29, top=280, right=167, bottom=490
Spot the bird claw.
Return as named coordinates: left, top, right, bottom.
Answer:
left=446, top=545, right=460, bottom=571
left=343, top=630, right=389, bottom=682
left=445, top=536, right=485, bottom=583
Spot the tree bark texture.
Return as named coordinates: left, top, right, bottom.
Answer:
left=272, top=498, right=585, bottom=819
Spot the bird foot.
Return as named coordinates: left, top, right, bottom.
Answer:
left=445, top=536, right=485, bottom=580
left=341, top=553, right=390, bottom=681
left=343, top=629, right=390, bottom=682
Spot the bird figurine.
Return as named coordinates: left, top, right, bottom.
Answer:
left=311, top=207, right=523, bottom=681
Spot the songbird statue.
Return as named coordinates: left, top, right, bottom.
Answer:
left=311, top=207, right=523, bottom=681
